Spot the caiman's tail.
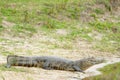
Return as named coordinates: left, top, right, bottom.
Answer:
left=6, top=55, right=38, bottom=68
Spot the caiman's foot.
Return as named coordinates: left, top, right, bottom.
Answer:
left=73, top=65, right=85, bottom=73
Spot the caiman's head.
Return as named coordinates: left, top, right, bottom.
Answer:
left=75, top=57, right=105, bottom=70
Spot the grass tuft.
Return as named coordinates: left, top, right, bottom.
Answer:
left=0, top=25, right=4, bottom=32
left=12, top=24, right=37, bottom=37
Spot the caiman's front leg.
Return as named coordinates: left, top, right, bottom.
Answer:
left=73, top=65, right=85, bottom=73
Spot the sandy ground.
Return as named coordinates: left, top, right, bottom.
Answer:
left=0, top=26, right=119, bottom=80
left=0, top=2, right=120, bottom=80
left=0, top=37, right=119, bottom=80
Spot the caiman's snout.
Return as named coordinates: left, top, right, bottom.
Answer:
left=91, top=57, right=105, bottom=64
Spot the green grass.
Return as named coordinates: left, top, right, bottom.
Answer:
left=89, top=21, right=120, bottom=52
left=40, top=16, right=68, bottom=29
left=0, top=0, right=119, bottom=51
left=0, top=0, right=119, bottom=79
left=0, top=25, right=4, bottom=32
left=1, top=51, right=14, bottom=56
left=12, top=24, right=36, bottom=33
left=94, top=8, right=105, bottom=14
left=83, top=62, right=120, bottom=80
left=11, top=24, right=37, bottom=37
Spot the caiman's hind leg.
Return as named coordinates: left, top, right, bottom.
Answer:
left=73, top=65, right=85, bottom=73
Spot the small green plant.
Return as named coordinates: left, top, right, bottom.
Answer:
left=43, top=18, right=57, bottom=29
left=58, top=0, right=69, bottom=10
left=96, top=0, right=109, bottom=5
left=42, top=0, right=69, bottom=16
left=42, top=3, right=58, bottom=16
left=12, top=24, right=37, bottom=36
left=41, top=16, right=67, bottom=29
left=89, top=21, right=113, bottom=32
left=67, top=7, right=81, bottom=19
left=0, top=25, right=4, bottom=32
left=1, top=7, right=17, bottom=16
left=90, top=13, right=98, bottom=21
left=95, top=0, right=111, bottom=11
left=94, top=8, right=104, bottom=14
left=23, top=10, right=29, bottom=23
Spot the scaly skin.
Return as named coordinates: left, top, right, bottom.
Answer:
left=74, top=57, right=105, bottom=70
left=6, top=55, right=104, bottom=73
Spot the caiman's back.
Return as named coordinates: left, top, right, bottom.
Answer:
left=6, top=55, right=104, bottom=73
left=37, top=56, right=75, bottom=71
